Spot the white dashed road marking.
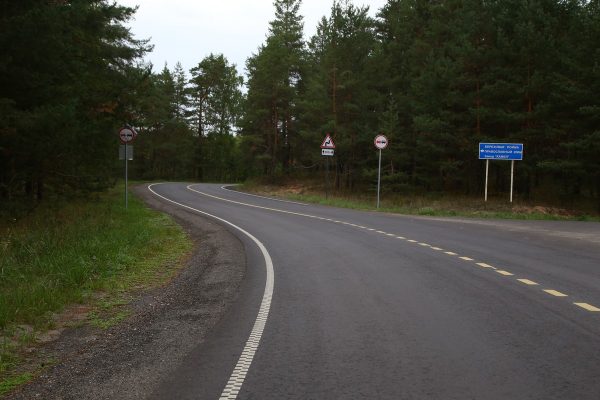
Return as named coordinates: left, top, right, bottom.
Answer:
left=148, top=184, right=274, bottom=400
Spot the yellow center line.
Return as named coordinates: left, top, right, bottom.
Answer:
left=188, top=186, right=598, bottom=317
left=574, top=303, right=600, bottom=312
left=517, top=279, right=539, bottom=286
left=544, top=289, right=567, bottom=297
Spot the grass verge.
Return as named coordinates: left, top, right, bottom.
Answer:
left=0, top=183, right=192, bottom=395
left=239, top=181, right=599, bottom=221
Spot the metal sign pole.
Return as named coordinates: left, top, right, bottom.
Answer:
left=325, top=156, right=329, bottom=200
left=510, top=160, right=514, bottom=203
left=484, top=159, right=489, bottom=202
left=377, top=148, right=382, bottom=209
left=125, top=141, right=128, bottom=210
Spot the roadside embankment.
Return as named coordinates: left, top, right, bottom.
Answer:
left=239, top=180, right=599, bottom=221
left=0, top=184, right=192, bottom=395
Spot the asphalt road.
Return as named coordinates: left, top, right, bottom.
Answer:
left=147, top=183, right=600, bottom=400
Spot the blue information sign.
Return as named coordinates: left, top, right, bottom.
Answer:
left=479, top=143, right=523, bottom=160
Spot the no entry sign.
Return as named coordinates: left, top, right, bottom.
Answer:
left=119, top=126, right=137, bottom=144
left=374, top=135, right=388, bottom=150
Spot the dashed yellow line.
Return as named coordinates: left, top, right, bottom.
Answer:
left=518, top=279, right=539, bottom=286
left=188, top=185, right=599, bottom=318
left=544, top=289, right=567, bottom=297
left=574, top=303, right=600, bottom=312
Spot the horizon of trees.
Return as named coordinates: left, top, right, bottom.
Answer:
left=239, top=0, right=600, bottom=211
left=2, top=0, right=600, bottom=214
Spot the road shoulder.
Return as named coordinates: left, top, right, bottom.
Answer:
left=5, top=185, right=246, bottom=400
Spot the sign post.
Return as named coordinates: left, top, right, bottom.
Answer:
left=485, top=159, right=489, bottom=202
left=374, top=135, right=388, bottom=208
left=320, top=134, right=335, bottom=200
left=119, top=126, right=137, bottom=209
left=478, top=143, right=523, bottom=202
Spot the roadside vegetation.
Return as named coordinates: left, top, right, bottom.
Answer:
left=240, top=179, right=599, bottom=222
left=0, top=185, right=192, bottom=395
left=4, top=1, right=600, bottom=217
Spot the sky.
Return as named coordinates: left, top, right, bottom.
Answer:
left=117, top=0, right=388, bottom=77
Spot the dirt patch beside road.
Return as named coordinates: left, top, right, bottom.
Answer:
left=5, top=185, right=246, bottom=400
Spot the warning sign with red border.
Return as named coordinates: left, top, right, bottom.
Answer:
left=320, top=134, right=335, bottom=149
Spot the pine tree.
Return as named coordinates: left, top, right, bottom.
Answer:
left=189, top=54, right=243, bottom=181
left=0, top=0, right=150, bottom=204
left=241, top=0, right=305, bottom=177
left=299, top=1, right=380, bottom=190
left=172, top=62, right=189, bottom=122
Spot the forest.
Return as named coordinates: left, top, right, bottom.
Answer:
left=2, top=0, right=600, bottom=213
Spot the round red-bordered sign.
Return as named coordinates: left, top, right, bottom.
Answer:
left=374, top=134, right=388, bottom=150
left=119, top=127, right=137, bottom=144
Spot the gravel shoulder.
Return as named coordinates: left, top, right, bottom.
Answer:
left=5, top=185, right=246, bottom=400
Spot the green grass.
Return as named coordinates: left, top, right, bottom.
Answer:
left=239, top=182, right=599, bottom=221
left=0, top=183, right=192, bottom=392
left=0, top=373, right=32, bottom=396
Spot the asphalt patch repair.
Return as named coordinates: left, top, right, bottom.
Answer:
left=4, top=185, right=246, bottom=400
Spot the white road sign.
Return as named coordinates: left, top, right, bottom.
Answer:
left=322, top=149, right=334, bottom=156
left=119, top=127, right=137, bottom=143
left=374, top=135, right=388, bottom=150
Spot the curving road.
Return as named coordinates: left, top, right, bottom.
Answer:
left=147, top=183, right=600, bottom=400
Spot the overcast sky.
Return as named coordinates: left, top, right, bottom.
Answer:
left=117, top=0, right=388, bottom=77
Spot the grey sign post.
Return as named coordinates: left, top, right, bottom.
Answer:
left=374, top=135, right=388, bottom=208
left=321, top=134, right=335, bottom=200
left=479, top=143, right=523, bottom=202
left=119, top=126, right=137, bottom=209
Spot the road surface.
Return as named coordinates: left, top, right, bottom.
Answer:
left=147, top=182, right=600, bottom=400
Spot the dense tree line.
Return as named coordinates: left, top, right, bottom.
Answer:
left=3, top=0, right=599, bottom=212
left=131, top=55, right=245, bottom=182
left=0, top=0, right=150, bottom=203
left=0, top=1, right=245, bottom=213
left=242, top=0, right=600, bottom=209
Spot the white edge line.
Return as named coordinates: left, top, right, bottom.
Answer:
left=147, top=183, right=273, bottom=400
left=220, top=184, right=309, bottom=206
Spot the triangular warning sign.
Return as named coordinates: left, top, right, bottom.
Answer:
left=320, top=134, right=335, bottom=149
